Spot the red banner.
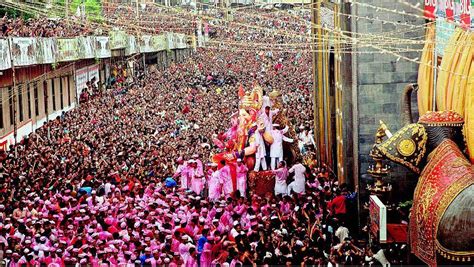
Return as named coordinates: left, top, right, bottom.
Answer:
left=446, top=0, right=455, bottom=20
left=425, top=0, right=437, bottom=19
left=459, top=0, right=471, bottom=28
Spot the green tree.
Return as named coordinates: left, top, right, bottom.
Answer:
left=0, top=6, right=35, bottom=19
left=54, top=0, right=102, bottom=22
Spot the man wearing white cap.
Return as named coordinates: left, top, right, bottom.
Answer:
left=269, top=124, right=293, bottom=170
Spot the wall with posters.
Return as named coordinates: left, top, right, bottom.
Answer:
left=75, top=64, right=100, bottom=96
left=0, top=30, right=196, bottom=71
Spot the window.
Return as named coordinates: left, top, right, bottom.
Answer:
left=60, top=77, right=64, bottom=110
left=8, top=87, right=13, bottom=126
left=51, top=79, right=56, bottom=111
left=34, top=82, right=39, bottom=116
left=66, top=76, right=71, bottom=106
left=27, top=84, right=32, bottom=119
left=43, top=80, right=48, bottom=114
left=18, top=86, right=23, bottom=122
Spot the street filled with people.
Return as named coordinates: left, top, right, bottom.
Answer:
left=0, top=7, right=396, bottom=266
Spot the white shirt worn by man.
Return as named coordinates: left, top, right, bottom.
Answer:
left=287, top=163, right=306, bottom=194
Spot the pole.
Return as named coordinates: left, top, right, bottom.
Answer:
left=65, top=0, right=69, bottom=20
left=136, top=0, right=139, bottom=20
left=8, top=39, right=17, bottom=157
left=311, top=0, right=322, bottom=165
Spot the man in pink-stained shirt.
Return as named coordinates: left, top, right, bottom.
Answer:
left=235, top=159, right=248, bottom=197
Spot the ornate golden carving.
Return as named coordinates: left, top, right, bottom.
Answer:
left=397, top=139, right=416, bottom=157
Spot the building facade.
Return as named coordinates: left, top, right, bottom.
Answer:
left=314, top=0, right=425, bottom=201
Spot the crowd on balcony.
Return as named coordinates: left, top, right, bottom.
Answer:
left=0, top=16, right=94, bottom=38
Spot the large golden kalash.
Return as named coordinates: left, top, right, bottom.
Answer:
left=366, top=120, right=393, bottom=203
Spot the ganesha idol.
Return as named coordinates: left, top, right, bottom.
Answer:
left=210, top=86, right=275, bottom=192
left=372, top=84, right=473, bottom=266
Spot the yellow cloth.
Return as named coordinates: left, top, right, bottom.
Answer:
left=417, top=24, right=435, bottom=115
left=216, top=88, right=222, bottom=94
left=464, top=46, right=474, bottom=164
left=445, top=31, right=469, bottom=111
left=449, top=33, right=474, bottom=117
left=436, top=28, right=463, bottom=110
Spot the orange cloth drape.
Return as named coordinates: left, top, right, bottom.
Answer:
left=417, top=24, right=436, bottom=115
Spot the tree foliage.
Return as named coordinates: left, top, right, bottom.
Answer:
left=54, top=0, right=103, bottom=22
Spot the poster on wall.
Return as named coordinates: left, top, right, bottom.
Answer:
left=369, top=195, right=387, bottom=243
left=471, top=0, right=474, bottom=30
left=151, top=35, right=167, bottom=51
left=126, top=35, right=137, bottom=55
left=139, top=35, right=152, bottom=53
left=78, top=36, right=95, bottom=59
left=57, top=38, right=79, bottom=62
left=0, top=39, right=11, bottom=70
left=88, top=64, right=100, bottom=87
left=425, top=0, right=437, bottom=19
left=437, top=0, right=455, bottom=20
left=436, top=18, right=456, bottom=56
left=95, top=37, right=111, bottom=58
left=175, top=33, right=187, bottom=49
left=454, top=0, right=471, bottom=28
left=166, top=32, right=175, bottom=50
left=76, top=66, right=89, bottom=96
left=39, top=38, right=57, bottom=64
left=110, top=30, right=127, bottom=50
left=10, top=37, right=38, bottom=66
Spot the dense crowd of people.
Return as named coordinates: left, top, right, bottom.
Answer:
left=0, top=6, right=400, bottom=267
left=0, top=16, right=94, bottom=38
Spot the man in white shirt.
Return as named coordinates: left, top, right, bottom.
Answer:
left=335, top=223, right=350, bottom=243
left=259, top=106, right=279, bottom=133
left=287, top=162, right=306, bottom=194
left=270, top=124, right=293, bottom=170
left=298, top=126, right=316, bottom=154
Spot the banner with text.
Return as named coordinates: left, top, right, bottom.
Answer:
left=139, top=35, right=152, bottom=53
left=39, top=38, right=57, bottom=64
left=175, top=33, right=187, bottom=49
left=167, top=32, right=175, bottom=50
left=0, top=39, right=11, bottom=70
left=110, top=30, right=128, bottom=50
left=151, top=35, right=167, bottom=51
left=88, top=64, right=100, bottom=86
left=453, top=0, right=471, bottom=28
left=95, top=37, right=111, bottom=58
left=78, top=36, right=95, bottom=59
left=126, top=35, right=137, bottom=55
left=76, top=66, right=89, bottom=96
left=10, top=37, right=38, bottom=66
left=57, top=38, right=79, bottom=62
left=436, top=18, right=456, bottom=55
